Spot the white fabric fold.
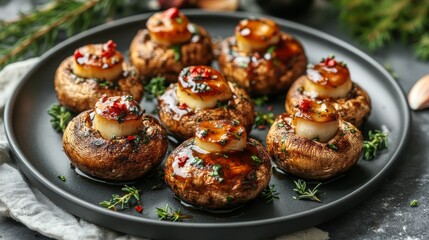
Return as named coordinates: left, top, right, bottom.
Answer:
left=0, top=59, right=329, bottom=240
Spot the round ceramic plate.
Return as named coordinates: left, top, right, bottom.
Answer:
left=4, top=11, right=410, bottom=240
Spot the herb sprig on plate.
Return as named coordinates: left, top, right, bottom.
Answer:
left=48, top=104, right=72, bottom=133
left=363, top=129, right=388, bottom=160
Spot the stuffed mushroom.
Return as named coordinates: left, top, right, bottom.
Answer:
left=129, top=7, right=214, bottom=83
left=158, top=65, right=255, bottom=140
left=55, top=40, right=143, bottom=113
left=286, top=55, right=371, bottom=127
left=164, top=119, right=272, bottom=209
left=218, top=18, right=307, bottom=96
left=63, top=95, right=168, bottom=181
left=266, top=99, right=363, bottom=180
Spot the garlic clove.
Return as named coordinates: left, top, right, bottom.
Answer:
left=408, top=74, right=429, bottom=110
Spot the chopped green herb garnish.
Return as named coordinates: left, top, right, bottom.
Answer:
left=209, top=164, right=224, bottom=182
left=253, top=95, right=269, bottom=106
left=57, top=175, right=66, bottom=182
left=145, top=76, right=167, bottom=99
left=327, top=143, right=338, bottom=151
left=254, top=111, right=275, bottom=129
left=363, top=129, right=388, bottom=160
left=48, top=104, right=72, bottom=133
left=171, top=45, right=181, bottom=61
left=410, top=199, right=419, bottom=207
left=190, top=157, right=204, bottom=168
left=251, top=155, right=262, bottom=164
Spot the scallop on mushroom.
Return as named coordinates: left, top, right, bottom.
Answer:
left=164, top=119, right=272, bottom=209
left=266, top=99, right=363, bottom=180
left=158, top=65, right=255, bottom=140
left=62, top=95, right=168, bottom=181
left=55, top=40, right=143, bottom=113
left=129, top=7, right=214, bottom=83
left=286, top=55, right=371, bottom=128
left=218, top=17, right=307, bottom=96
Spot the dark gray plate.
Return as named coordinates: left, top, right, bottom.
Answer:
left=4, top=11, right=410, bottom=240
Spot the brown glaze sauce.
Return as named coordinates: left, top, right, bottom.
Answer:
left=225, top=35, right=302, bottom=78
left=171, top=140, right=263, bottom=191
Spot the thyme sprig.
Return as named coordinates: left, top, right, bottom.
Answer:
left=334, top=0, right=429, bottom=60
left=363, top=129, right=388, bottom=160
left=0, top=0, right=150, bottom=69
left=293, top=179, right=322, bottom=202
left=261, top=184, right=279, bottom=203
left=155, top=204, right=191, bottom=221
left=48, top=104, right=72, bottom=133
left=99, top=185, right=141, bottom=211
left=145, top=76, right=167, bottom=99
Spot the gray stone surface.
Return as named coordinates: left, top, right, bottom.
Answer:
left=1, top=1, right=429, bottom=239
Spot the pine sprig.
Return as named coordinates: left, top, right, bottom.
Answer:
left=48, top=103, right=72, bottom=133
left=363, top=129, right=388, bottom=160
left=293, top=179, right=322, bottom=202
left=334, top=0, right=429, bottom=60
left=99, top=185, right=141, bottom=211
left=155, top=204, right=191, bottom=221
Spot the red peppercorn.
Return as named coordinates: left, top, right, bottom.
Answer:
left=178, top=103, right=188, bottom=110
left=162, top=7, right=180, bottom=19
left=135, top=205, right=143, bottom=213
left=299, top=99, right=312, bottom=112
left=323, top=57, right=337, bottom=67
left=177, top=155, right=189, bottom=167
left=127, top=135, right=137, bottom=141
left=73, top=49, right=84, bottom=60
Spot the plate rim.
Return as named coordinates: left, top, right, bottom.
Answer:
left=4, top=9, right=411, bottom=235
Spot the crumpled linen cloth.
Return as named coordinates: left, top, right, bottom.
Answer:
left=0, top=58, right=329, bottom=240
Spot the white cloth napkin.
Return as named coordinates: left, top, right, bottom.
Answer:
left=0, top=59, right=329, bottom=240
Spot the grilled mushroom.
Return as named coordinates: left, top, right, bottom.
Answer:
left=266, top=99, right=363, bottom=180
left=164, top=119, right=272, bottom=209
left=218, top=18, right=307, bottom=96
left=55, top=40, right=143, bottom=113
left=63, top=95, right=168, bottom=181
left=158, top=65, right=255, bottom=140
left=286, top=55, right=371, bottom=127
left=129, top=7, right=214, bottom=83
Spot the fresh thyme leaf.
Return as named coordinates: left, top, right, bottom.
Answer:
left=155, top=204, right=191, bottom=221
left=293, top=179, right=322, bottom=202
left=251, top=155, right=263, bottom=164
left=327, top=143, right=338, bottom=151
left=254, top=111, right=275, bottom=129
left=48, top=103, right=72, bottom=133
left=99, top=185, right=141, bottom=211
left=209, top=164, right=224, bottom=182
left=145, top=76, right=167, bottom=99
left=171, top=45, right=181, bottom=61
left=252, top=95, right=269, bottom=106
left=57, top=175, right=66, bottom=182
left=261, top=184, right=279, bottom=203
left=410, top=199, right=419, bottom=207
left=363, top=129, right=388, bottom=160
